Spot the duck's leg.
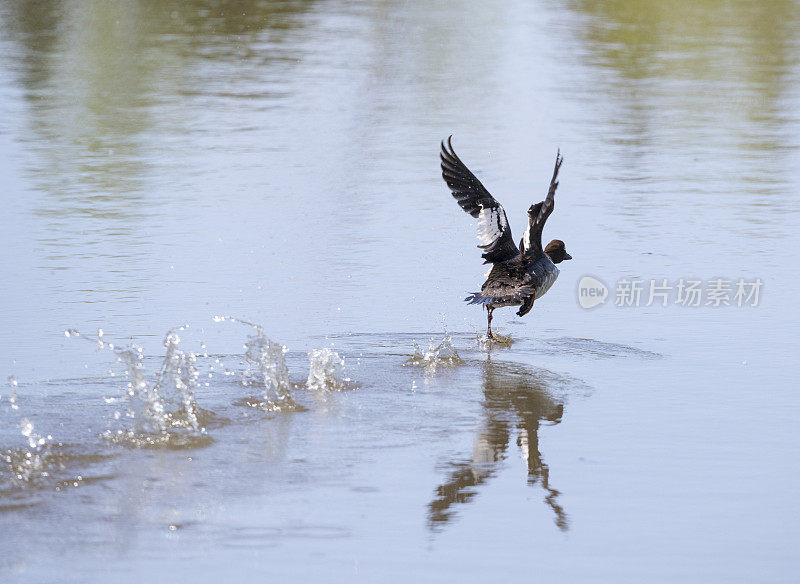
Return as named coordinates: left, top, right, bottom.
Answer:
left=517, top=295, right=534, bottom=317
left=487, top=306, right=496, bottom=340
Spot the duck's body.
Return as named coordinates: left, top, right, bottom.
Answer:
left=440, top=137, right=571, bottom=338
left=469, top=253, right=560, bottom=308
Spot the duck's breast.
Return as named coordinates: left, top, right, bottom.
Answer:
left=531, top=257, right=560, bottom=299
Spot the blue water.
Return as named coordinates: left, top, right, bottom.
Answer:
left=1, top=1, right=799, bottom=582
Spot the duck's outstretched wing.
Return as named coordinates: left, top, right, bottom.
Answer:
left=440, top=136, right=520, bottom=264
left=523, top=150, right=564, bottom=256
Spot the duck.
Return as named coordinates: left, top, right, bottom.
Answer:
left=440, top=136, right=571, bottom=339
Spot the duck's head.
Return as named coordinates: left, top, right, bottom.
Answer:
left=544, top=239, right=572, bottom=264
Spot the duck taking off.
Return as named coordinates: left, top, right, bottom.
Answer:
left=440, top=137, right=571, bottom=339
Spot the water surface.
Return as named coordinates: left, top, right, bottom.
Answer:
left=1, top=1, right=799, bottom=582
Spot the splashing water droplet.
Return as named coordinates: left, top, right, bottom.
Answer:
left=213, top=315, right=264, bottom=335
left=18, top=417, right=47, bottom=449
left=307, top=348, right=351, bottom=391
left=404, top=333, right=464, bottom=373
left=242, top=333, right=296, bottom=410
left=67, top=326, right=209, bottom=448
left=20, top=418, right=33, bottom=437
left=217, top=317, right=297, bottom=410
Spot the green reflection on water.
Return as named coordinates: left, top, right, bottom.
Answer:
left=572, top=0, right=798, bottom=153
left=2, top=0, right=316, bottom=220
left=562, top=0, right=799, bottom=238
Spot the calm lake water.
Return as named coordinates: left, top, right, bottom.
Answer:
left=1, top=1, right=799, bottom=582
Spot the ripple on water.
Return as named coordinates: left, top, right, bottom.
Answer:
left=232, top=396, right=308, bottom=413
left=222, top=525, right=351, bottom=548
left=0, top=442, right=116, bottom=507
left=539, top=337, right=663, bottom=359
left=101, top=428, right=214, bottom=450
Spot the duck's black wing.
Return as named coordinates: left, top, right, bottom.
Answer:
left=522, top=150, right=564, bottom=256
left=441, top=136, right=520, bottom=265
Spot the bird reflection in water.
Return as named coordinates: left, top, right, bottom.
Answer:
left=428, top=360, right=569, bottom=531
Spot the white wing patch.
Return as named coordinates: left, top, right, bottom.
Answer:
left=522, top=223, right=532, bottom=252
left=476, top=205, right=507, bottom=247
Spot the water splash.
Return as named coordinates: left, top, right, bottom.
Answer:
left=1, top=384, right=55, bottom=491
left=67, top=327, right=211, bottom=449
left=405, top=333, right=465, bottom=373
left=153, top=330, right=201, bottom=431
left=20, top=418, right=46, bottom=450
left=477, top=332, right=515, bottom=349
left=2, top=442, right=113, bottom=496
left=242, top=334, right=297, bottom=411
left=2, top=445, right=50, bottom=490
left=212, top=315, right=263, bottom=334
left=215, top=316, right=299, bottom=411
left=307, top=348, right=351, bottom=391
left=2, top=418, right=49, bottom=488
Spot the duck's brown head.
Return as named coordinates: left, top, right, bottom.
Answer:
left=544, top=239, right=572, bottom=264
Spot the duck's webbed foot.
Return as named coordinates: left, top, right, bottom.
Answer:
left=517, top=296, right=534, bottom=317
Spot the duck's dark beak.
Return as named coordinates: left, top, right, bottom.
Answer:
left=564, top=252, right=573, bottom=260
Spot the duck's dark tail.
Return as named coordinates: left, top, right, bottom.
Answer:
left=464, top=293, right=494, bottom=305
